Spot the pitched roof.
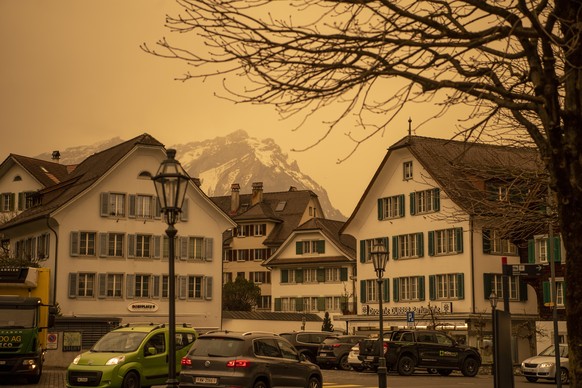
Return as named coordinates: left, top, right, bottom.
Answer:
left=0, top=154, right=71, bottom=187
left=343, top=135, right=543, bottom=231
left=0, top=133, right=164, bottom=230
left=211, top=188, right=321, bottom=247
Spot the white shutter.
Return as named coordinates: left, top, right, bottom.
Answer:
left=204, top=238, right=213, bottom=261
left=205, top=276, right=213, bottom=300
left=100, top=193, right=109, bottom=216
left=70, top=232, right=79, bottom=256
left=98, top=274, right=107, bottom=298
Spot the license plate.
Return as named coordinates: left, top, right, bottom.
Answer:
left=76, top=377, right=89, bottom=383
left=0, top=361, right=5, bottom=365
left=195, top=377, right=218, bottom=384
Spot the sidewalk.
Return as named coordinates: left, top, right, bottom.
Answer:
left=0, top=368, right=66, bottom=387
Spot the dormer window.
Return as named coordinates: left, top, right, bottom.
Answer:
left=138, top=171, right=152, bottom=179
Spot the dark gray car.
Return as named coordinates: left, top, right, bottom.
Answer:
left=316, top=335, right=368, bottom=370
left=179, top=331, right=323, bottom=388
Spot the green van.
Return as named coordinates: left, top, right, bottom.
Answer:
left=66, top=323, right=197, bottom=388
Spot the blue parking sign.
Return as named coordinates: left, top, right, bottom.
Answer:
left=406, top=311, right=415, bottom=323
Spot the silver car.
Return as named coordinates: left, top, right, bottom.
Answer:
left=520, top=344, right=569, bottom=384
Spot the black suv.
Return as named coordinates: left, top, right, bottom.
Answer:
left=179, top=331, right=323, bottom=388
left=316, top=335, right=368, bottom=370
left=279, top=331, right=338, bottom=363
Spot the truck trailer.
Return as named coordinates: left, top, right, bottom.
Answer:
left=0, top=267, right=56, bottom=383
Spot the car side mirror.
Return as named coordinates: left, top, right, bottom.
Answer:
left=300, top=353, right=308, bottom=362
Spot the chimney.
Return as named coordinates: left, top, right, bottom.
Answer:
left=251, top=181, right=263, bottom=206
left=51, top=151, right=60, bottom=163
left=289, top=186, right=297, bottom=191
left=231, top=183, right=240, bottom=214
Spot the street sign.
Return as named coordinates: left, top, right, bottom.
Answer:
left=406, top=311, right=415, bottom=327
left=510, top=264, right=544, bottom=277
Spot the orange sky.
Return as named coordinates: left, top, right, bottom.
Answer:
left=0, top=0, right=458, bottom=216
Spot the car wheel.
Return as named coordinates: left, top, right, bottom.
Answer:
left=437, top=369, right=453, bottom=376
left=461, top=357, right=480, bottom=377
left=426, top=368, right=438, bottom=374
left=558, top=367, right=569, bottom=384
left=338, top=355, right=350, bottom=371
left=122, top=371, right=140, bottom=388
left=397, top=355, right=415, bottom=376
left=307, top=376, right=321, bottom=388
left=253, top=379, right=268, bottom=388
left=525, top=376, right=538, bottom=382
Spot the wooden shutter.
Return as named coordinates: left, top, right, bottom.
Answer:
left=392, top=236, right=399, bottom=260
left=180, top=237, right=188, bottom=260
left=317, top=297, right=325, bottom=311
left=417, top=233, right=424, bottom=257
left=100, top=193, right=109, bottom=216
left=99, top=233, right=108, bottom=257
left=455, top=227, right=463, bottom=253
left=296, top=242, right=303, bottom=255
left=127, top=234, right=136, bottom=258
left=295, top=269, right=303, bottom=283
left=18, top=192, right=25, bottom=211
left=519, top=277, right=528, bottom=301
left=153, top=276, right=160, bottom=298
left=418, top=276, right=425, bottom=301
left=433, top=188, right=440, bottom=211
left=483, top=273, right=493, bottom=300
left=360, top=280, right=366, bottom=303
left=153, top=236, right=161, bottom=259
left=409, top=192, right=416, bottom=215
left=70, top=232, right=79, bottom=256
left=377, top=198, right=384, bottom=220
left=360, top=240, right=366, bottom=263
left=399, top=194, right=405, bottom=217
left=317, top=269, right=325, bottom=282
left=274, top=298, right=282, bottom=311
left=393, top=278, right=400, bottom=302
left=204, top=238, right=214, bottom=261
left=457, top=273, right=465, bottom=299
left=542, top=281, right=551, bottom=304
left=281, top=270, right=288, bottom=283
left=128, top=195, right=136, bottom=218
left=527, top=239, right=535, bottom=263
left=98, top=274, right=107, bottom=298
left=340, top=268, right=348, bottom=281
left=429, top=275, right=436, bottom=300
left=179, top=276, right=187, bottom=299
left=428, top=231, right=435, bottom=256
left=482, top=229, right=491, bottom=254
left=205, top=277, right=213, bottom=300
left=68, top=273, right=78, bottom=298
left=316, top=240, right=325, bottom=253
left=180, top=199, right=189, bottom=222
left=126, top=274, right=135, bottom=299
left=383, top=279, right=390, bottom=302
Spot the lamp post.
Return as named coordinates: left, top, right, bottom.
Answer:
left=370, top=241, right=389, bottom=388
left=489, top=291, right=498, bottom=387
left=152, top=149, right=189, bottom=388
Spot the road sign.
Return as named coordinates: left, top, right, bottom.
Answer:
left=406, top=311, right=415, bottom=327
left=510, top=264, right=544, bottom=277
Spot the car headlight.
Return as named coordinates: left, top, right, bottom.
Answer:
left=106, top=356, right=126, bottom=365
left=73, top=355, right=81, bottom=365
left=539, top=362, right=554, bottom=368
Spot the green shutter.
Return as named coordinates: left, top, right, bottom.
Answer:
left=417, top=233, right=424, bottom=257
left=382, top=237, right=389, bottom=253
left=340, top=268, right=348, bottom=281
left=418, top=276, right=425, bottom=301
left=275, top=298, right=282, bottom=311
left=392, top=236, right=399, bottom=260
left=378, top=198, right=384, bottom=220
left=528, top=239, right=535, bottom=263
left=360, top=240, right=366, bottom=263
left=455, top=227, right=463, bottom=253
left=316, top=240, right=325, bottom=253
left=317, top=297, right=325, bottom=311
left=483, top=273, right=493, bottom=300
left=296, top=242, right=302, bottom=255
left=428, top=231, right=435, bottom=256
left=317, top=269, right=325, bottom=282
left=18, top=192, right=24, bottom=211
left=542, top=281, right=551, bottom=304
left=360, top=280, right=367, bottom=303
left=399, top=194, right=405, bottom=217
left=552, top=236, right=561, bottom=262
left=483, top=229, right=491, bottom=254
left=393, top=278, right=400, bottom=302
left=383, top=279, right=390, bottom=302
left=295, top=297, right=304, bottom=311
left=295, top=269, right=303, bottom=283
left=409, top=193, right=416, bottom=215
left=429, top=275, right=435, bottom=301
left=457, top=273, right=465, bottom=299
left=433, top=188, right=440, bottom=211
left=281, top=270, right=288, bottom=283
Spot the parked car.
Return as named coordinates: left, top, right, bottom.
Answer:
left=316, top=335, right=367, bottom=370
left=279, top=331, right=338, bottom=363
left=179, top=330, right=323, bottom=388
left=521, top=344, right=569, bottom=384
left=66, top=323, right=197, bottom=388
left=347, top=343, right=366, bottom=372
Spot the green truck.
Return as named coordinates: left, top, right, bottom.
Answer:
left=0, top=267, right=56, bottom=383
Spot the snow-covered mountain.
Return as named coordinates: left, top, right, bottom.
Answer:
left=35, top=130, right=346, bottom=220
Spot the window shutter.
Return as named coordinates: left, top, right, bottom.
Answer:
left=340, top=268, right=348, bottom=281
left=552, top=236, right=561, bottom=262
left=457, top=273, right=465, bottom=299
left=126, top=274, right=135, bottom=299
left=429, top=275, right=436, bottom=300
left=153, top=236, right=161, bottom=259
left=128, top=195, right=136, bottom=218
left=428, top=231, right=435, bottom=256
left=153, top=276, right=160, bottom=298
left=295, top=297, right=304, bottom=311
left=409, top=192, right=416, bottom=215
left=317, top=297, right=325, bottom=311
left=360, top=280, right=367, bottom=303
left=519, top=278, right=528, bottom=301
left=542, top=281, right=551, bottom=304
left=281, top=270, right=288, bottom=283
left=99, top=233, right=108, bottom=257
left=128, top=234, right=136, bottom=258
left=9, top=193, right=15, bottom=211
left=418, top=276, right=425, bottom=301
left=204, top=238, right=214, bottom=261
left=18, top=192, right=25, bottom=211
left=417, top=233, right=424, bottom=257
left=275, top=298, right=282, bottom=311
left=455, top=227, right=463, bottom=253
left=317, top=269, right=325, bottom=282
left=399, top=194, right=405, bottom=217
left=296, top=242, right=303, bottom=255
left=377, top=198, right=384, bottom=220
left=70, top=232, right=79, bottom=256
left=527, top=239, right=535, bottom=263
left=382, top=237, right=389, bottom=254
left=205, top=277, right=213, bottom=300
left=179, top=276, right=187, bottom=299
left=383, top=279, right=389, bottom=302
left=180, top=237, right=188, bottom=260
left=316, top=240, right=325, bottom=253
left=393, top=278, right=400, bottom=302
left=154, top=197, right=161, bottom=219
left=392, top=236, right=399, bottom=260
left=295, top=269, right=303, bottom=283
left=98, top=274, right=107, bottom=298
left=482, top=229, right=491, bottom=253
left=360, top=240, right=366, bottom=263
left=433, top=188, right=440, bottom=211
left=483, top=273, right=493, bottom=299
left=68, top=273, right=78, bottom=298
left=180, top=199, right=189, bottom=222
left=100, top=193, right=109, bottom=216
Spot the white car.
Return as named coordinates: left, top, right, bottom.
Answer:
left=348, top=344, right=365, bottom=372
left=520, top=344, right=569, bottom=384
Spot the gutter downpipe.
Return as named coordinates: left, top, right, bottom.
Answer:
left=470, top=216, right=476, bottom=314
left=46, top=216, right=58, bottom=306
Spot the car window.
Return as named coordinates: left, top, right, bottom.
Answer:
left=145, top=333, right=165, bottom=356
left=254, top=339, right=282, bottom=358
left=435, top=333, right=453, bottom=345
left=277, top=339, right=299, bottom=360
left=92, top=331, right=147, bottom=353
left=310, top=334, right=326, bottom=343
left=417, top=333, right=435, bottom=343
left=401, top=332, right=413, bottom=342
left=322, top=337, right=340, bottom=345
left=189, top=337, right=245, bottom=357
left=176, top=332, right=196, bottom=350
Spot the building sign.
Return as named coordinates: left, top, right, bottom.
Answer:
left=128, top=302, right=159, bottom=312
left=63, top=331, right=82, bottom=352
left=362, top=304, right=451, bottom=316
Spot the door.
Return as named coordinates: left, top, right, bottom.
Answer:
left=140, top=332, right=168, bottom=384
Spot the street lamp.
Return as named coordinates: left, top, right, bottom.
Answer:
left=489, top=291, right=498, bottom=386
left=152, top=149, right=189, bottom=388
left=370, top=241, right=389, bottom=388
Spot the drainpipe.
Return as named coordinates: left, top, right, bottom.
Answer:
left=470, top=216, right=476, bottom=314
left=46, top=216, right=59, bottom=306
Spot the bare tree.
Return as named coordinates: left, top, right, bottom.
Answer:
left=143, top=1, right=582, bottom=382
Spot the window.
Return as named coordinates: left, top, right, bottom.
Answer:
left=187, top=237, right=203, bottom=259
left=483, top=229, right=518, bottom=255
left=70, top=231, right=97, bottom=256
left=392, top=233, right=423, bottom=259
left=365, top=280, right=377, bottom=302
left=235, top=223, right=267, bottom=237
left=393, top=276, right=425, bottom=302
left=403, top=161, right=413, bottom=180
left=428, top=228, right=463, bottom=256
left=136, top=235, right=151, bottom=258
left=135, top=274, right=151, bottom=298
left=128, top=194, right=159, bottom=219
left=377, top=195, right=405, bottom=220
left=543, top=279, right=565, bottom=308
left=484, top=273, right=526, bottom=301
left=250, top=271, right=271, bottom=284
left=275, top=297, right=298, bottom=312
left=99, top=273, right=123, bottom=298
left=325, top=268, right=340, bottom=282
left=303, top=297, right=320, bottom=312
left=37, top=233, right=50, bottom=260
left=223, top=272, right=233, bottom=284
left=429, top=274, right=464, bottom=300
left=100, top=193, right=126, bottom=217
left=528, top=235, right=562, bottom=264
left=18, top=191, right=34, bottom=211
left=98, top=233, right=124, bottom=257
left=410, top=188, right=440, bottom=215
left=78, top=273, right=95, bottom=297
left=360, top=279, right=389, bottom=303
left=177, top=236, right=212, bottom=261
left=304, top=269, right=318, bottom=283
left=280, top=269, right=296, bottom=284
left=257, top=296, right=271, bottom=310
left=296, top=240, right=325, bottom=255
left=187, top=276, right=203, bottom=299
left=0, top=192, right=15, bottom=212
left=359, top=237, right=388, bottom=263
left=325, top=296, right=341, bottom=311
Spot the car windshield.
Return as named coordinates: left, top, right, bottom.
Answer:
left=92, top=331, right=148, bottom=353
left=539, top=345, right=568, bottom=358
left=0, top=307, right=36, bottom=328
left=189, top=337, right=245, bottom=357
